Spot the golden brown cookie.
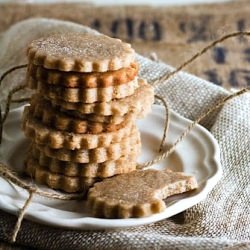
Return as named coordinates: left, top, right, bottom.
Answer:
left=29, top=96, right=135, bottom=134
left=49, top=79, right=154, bottom=116
left=27, top=77, right=139, bottom=103
left=22, top=107, right=134, bottom=150
left=87, top=169, right=198, bottom=218
left=31, top=94, right=137, bottom=125
left=29, top=145, right=140, bottom=178
left=27, top=33, right=135, bottom=72
left=27, top=62, right=139, bottom=88
left=25, top=157, right=98, bottom=193
left=65, top=111, right=137, bottom=124
left=35, top=129, right=141, bottom=163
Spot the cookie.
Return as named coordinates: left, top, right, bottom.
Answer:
left=27, top=33, right=135, bottom=72
left=29, top=145, right=140, bottom=178
left=65, top=111, right=136, bottom=124
left=87, top=169, right=198, bottom=218
left=35, top=129, right=140, bottom=163
left=32, top=127, right=141, bottom=163
left=31, top=94, right=137, bottom=125
left=49, top=79, right=154, bottom=116
left=27, top=77, right=138, bottom=103
left=27, top=62, right=139, bottom=88
left=29, top=96, right=135, bottom=134
left=25, top=157, right=98, bottom=193
left=22, top=107, right=134, bottom=150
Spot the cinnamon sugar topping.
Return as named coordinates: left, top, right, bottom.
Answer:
left=27, top=33, right=135, bottom=72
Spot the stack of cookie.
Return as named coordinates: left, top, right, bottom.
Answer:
left=22, top=33, right=154, bottom=193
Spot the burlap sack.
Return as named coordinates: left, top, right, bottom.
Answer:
left=1, top=0, right=250, bottom=89
left=0, top=18, right=249, bottom=250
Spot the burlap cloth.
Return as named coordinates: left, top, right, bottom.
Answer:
left=1, top=0, right=250, bottom=89
left=0, top=18, right=249, bottom=250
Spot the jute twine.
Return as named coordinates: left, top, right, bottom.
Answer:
left=0, top=31, right=249, bottom=243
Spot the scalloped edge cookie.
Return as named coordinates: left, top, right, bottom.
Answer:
left=25, top=157, right=99, bottom=193
left=49, top=79, right=154, bottom=116
left=27, top=77, right=139, bottom=103
left=29, top=97, right=135, bottom=134
left=87, top=169, right=198, bottom=218
left=27, top=62, right=139, bottom=88
left=27, top=33, right=135, bottom=72
left=29, top=145, right=140, bottom=178
left=64, top=111, right=137, bottom=124
left=31, top=94, right=137, bottom=125
left=22, top=107, right=134, bottom=150
left=35, top=129, right=141, bottom=163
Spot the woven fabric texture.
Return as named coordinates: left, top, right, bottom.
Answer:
left=0, top=18, right=249, bottom=250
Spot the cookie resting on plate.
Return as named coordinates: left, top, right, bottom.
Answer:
left=88, top=169, right=198, bottom=218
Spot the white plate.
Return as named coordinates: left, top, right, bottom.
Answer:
left=0, top=104, right=222, bottom=229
